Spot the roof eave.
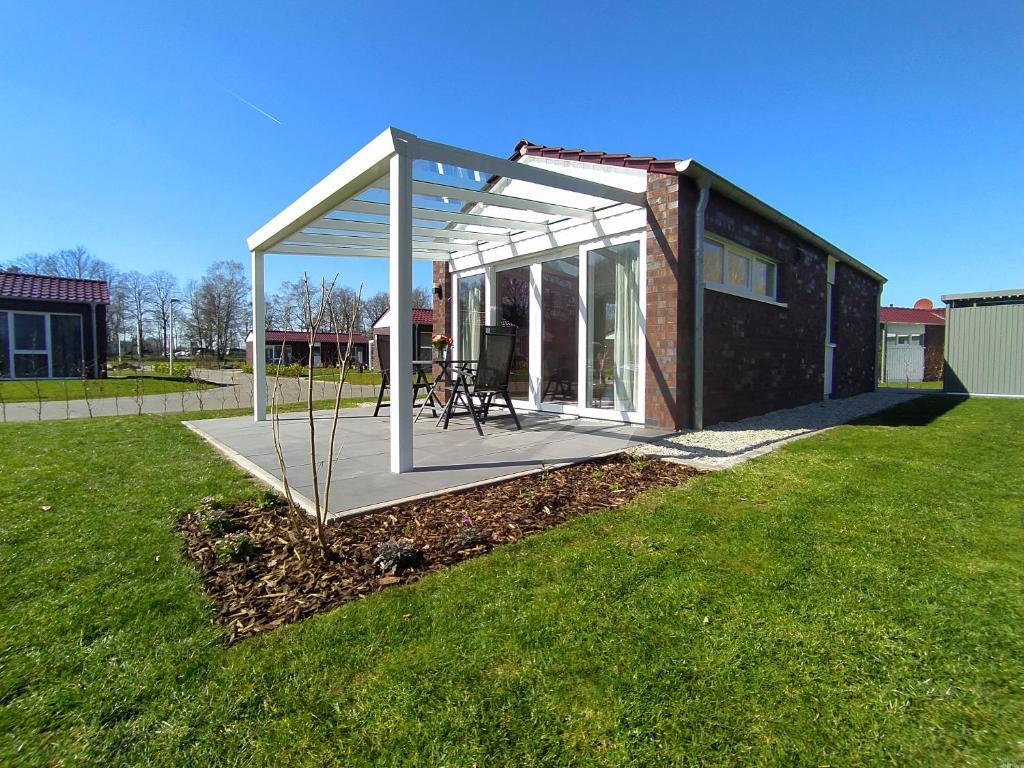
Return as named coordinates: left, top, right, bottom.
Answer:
left=675, top=159, right=886, bottom=284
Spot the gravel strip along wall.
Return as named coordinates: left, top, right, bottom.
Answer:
left=640, top=390, right=925, bottom=469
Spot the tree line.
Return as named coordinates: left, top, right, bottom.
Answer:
left=4, top=247, right=250, bottom=361
left=3, top=247, right=432, bottom=360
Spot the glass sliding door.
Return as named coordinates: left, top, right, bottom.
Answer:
left=457, top=273, right=485, bottom=362
left=586, top=242, right=640, bottom=412
left=0, top=312, right=8, bottom=379
left=50, top=314, right=83, bottom=377
left=13, top=313, right=49, bottom=378
left=541, top=255, right=579, bottom=404
left=495, top=266, right=530, bottom=399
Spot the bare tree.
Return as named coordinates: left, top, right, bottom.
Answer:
left=147, top=270, right=179, bottom=356
left=122, top=271, right=151, bottom=363
left=362, top=291, right=390, bottom=328
left=184, top=261, right=249, bottom=358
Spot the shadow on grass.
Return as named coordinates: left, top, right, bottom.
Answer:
left=852, top=393, right=968, bottom=427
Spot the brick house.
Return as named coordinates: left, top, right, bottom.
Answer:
left=247, top=128, right=886, bottom=470
left=431, top=141, right=885, bottom=429
left=245, top=330, right=369, bottom=368
left=879, top=300, right=945, bottom=383
left=0, top=270, right=109, bottom=379
left=370, top=307, right=434, bottom=370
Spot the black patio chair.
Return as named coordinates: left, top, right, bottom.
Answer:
left=441, top=325, right=521, bottom=434
left=373, top=334, right=435, bottom=417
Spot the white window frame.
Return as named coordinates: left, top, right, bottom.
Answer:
left=5, top=310, right=86, bottom=380
left=703, top=234, right=784, bottom=306
left=448, top=231, right=647, bottom=425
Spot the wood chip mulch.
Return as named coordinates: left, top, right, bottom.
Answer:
left=178, top=454, right=701, bottom=643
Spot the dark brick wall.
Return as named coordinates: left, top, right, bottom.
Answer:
left=0, top=297, right=106, bottom=378
left=923, top=324, right=944, bottom=381
left=701, top=191, right=829, bottom=424
left=830, top=262, right=879, bottom=397
left=644, top=173, right=693, bottom=429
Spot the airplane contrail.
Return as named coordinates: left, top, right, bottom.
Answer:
left=222, top=87, right=282, bottom=125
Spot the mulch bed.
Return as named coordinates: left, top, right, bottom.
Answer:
left=178, top=454, right=701, bottom=643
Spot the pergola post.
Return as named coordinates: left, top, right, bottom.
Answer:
left=251, top=250, right=267, bottom=422
left=388, top=152, right=414, bottom=473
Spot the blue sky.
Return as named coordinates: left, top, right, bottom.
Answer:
left=1, top=0, right=1021, bottom=307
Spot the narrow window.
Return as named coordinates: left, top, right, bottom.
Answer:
left=703, top=240, right=724, bottom=283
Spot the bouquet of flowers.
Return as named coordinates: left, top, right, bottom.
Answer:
left=431, top=334, right=453, bottom=354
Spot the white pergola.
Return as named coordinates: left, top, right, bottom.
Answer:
left=246, top=127, right=645, bottom=473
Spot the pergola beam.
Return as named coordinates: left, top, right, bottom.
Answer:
left=310, top=216, right=513, bottom=244
left=335, top=199, right=554, bottom=233
left=370, top=178, right=597, bottom=221
left=285, top=231, right=480, bottom=252
left=268, top=243, right=452, bottom=261
left=247, top=128, right=398, bottom=253
left=409, top=135, right=647, bottom=208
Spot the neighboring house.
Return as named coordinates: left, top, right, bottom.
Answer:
left=244, top=330, right=369, bottom=368
left=370, top=307, right=434, bottom=369
left=879, top=299, right=945, bottom=383
left=0, top=270, right=109, bottom=379
left=432, top=140, right=885, bottom=428
left=942, top=289, right=1024, bottom=396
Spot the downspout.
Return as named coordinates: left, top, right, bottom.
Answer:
left=691, top=175, right=711, bottom=431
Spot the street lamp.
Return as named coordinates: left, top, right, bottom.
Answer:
left=168, top=298, right=182, bottom=375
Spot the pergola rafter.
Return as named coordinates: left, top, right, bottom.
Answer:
left=248, top=127, right=645, bottom=473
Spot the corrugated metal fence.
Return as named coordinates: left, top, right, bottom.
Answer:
left=944, top=302, right=1024, bottom=395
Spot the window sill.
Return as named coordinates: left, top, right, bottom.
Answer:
left=705, top=282, right=788, bottom=309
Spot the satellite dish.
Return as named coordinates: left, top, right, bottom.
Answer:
left=913, top=298, right=934, bottom=310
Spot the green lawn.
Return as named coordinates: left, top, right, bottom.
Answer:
left=878, top=379, right=944, bottom=390
left=1, top=397, right=1022, bottom=766
left=0, top=374, right=211, bottom=403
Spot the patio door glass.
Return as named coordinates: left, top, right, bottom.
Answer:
left=50, top=314, right=83, bottom=378
left=457, top=273, right=485, bottom=362
left=13, top=313, right=49, bottom=378
left=0, top=312, right=8, bottom=378
left=586, top=242, right=639, bottom=411
left=541, top=256, right=579, bottom=404
left=495, top=266, right=530, bottom=399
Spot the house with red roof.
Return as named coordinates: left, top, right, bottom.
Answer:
left=245, top=329, right=369, bottom=369
left=879, top=299, right=945, bottom=383
left=431, top=137, right=885, bottom=427
left=0, top=270, right=109, bottom=379
left=247, top=127, right=886, bottom=469
left=371, top=307, right=434, bottom=369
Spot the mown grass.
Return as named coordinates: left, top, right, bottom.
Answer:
left=0, top=374, right=211, bottom=403
left=1, top=396, right=1022, bottom=766
left=878, top=379, right=944, bottom=390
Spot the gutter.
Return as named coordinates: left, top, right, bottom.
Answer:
left=675, top=160, right=886, bottom=285
left=692, top=175, right=711, bottom=431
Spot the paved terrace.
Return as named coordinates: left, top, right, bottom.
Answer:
left=184, top=408, right=663, bottom=518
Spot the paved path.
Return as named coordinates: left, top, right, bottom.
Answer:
left=642, top=389, right=927, bottom=469
left=0, top=369, right=379, bottom=422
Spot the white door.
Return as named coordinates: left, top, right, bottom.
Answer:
left=885, top=344, right=924, bottom=383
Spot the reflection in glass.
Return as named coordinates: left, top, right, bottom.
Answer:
left=50, top=314, right=83, bottom=377
left=14, top=313, right=46, bottom=351
left=0, top=312, right=8, bottom=378
left=496, top=266, right=530, bottom=399
left=587, top=243, right=639, bottom=411
left=457, top=274, right=485, bottom=362
left=541, top=256, right=578, bottom=404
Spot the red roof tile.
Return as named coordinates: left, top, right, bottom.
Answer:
left=880, top=306, right=945, bottom=325
left=511, top=139, right=680, bottom=175
left=265, top=330, right=368, bottom=344
left=0, top=271, right=109, bottom=304
left=411, top=307, right=433, bottom=324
